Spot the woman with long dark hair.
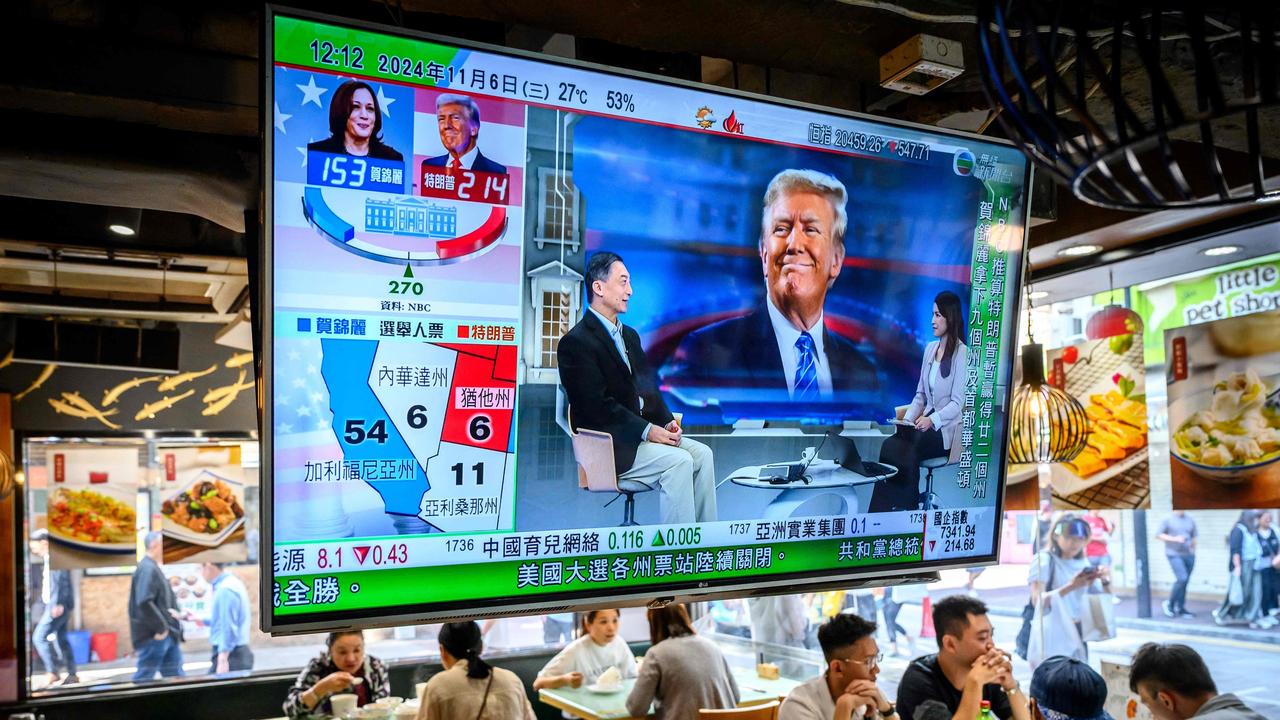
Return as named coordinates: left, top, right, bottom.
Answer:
left=870, top=290, right=969, bottom=512
left=418, top=621, right=535, bottom=720
left=626, top=605, right=739, bottom=720
left=307, top=80, right=404, bottom=161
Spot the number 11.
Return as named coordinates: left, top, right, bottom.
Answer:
left=451, top=462, right=485, bottom=485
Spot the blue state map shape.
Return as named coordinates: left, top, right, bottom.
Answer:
left=320, top=339, right=432, bottom=517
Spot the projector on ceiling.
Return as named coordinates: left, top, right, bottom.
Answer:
left=880, top=33, right=965, bottom=95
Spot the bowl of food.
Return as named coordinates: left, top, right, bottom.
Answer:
left=160, top=471, right=245, bottom=547
left=1169, top=369, right=1280, bottom=482
left=47, top=487, right=137, bottom=553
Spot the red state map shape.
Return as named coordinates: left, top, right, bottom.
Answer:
left=439, top=344, right=516, bottom=452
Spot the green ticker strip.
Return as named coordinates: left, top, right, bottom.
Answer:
left=274, top=15, right=459, bottom=84
left=273, top=535, right=921, bottom=616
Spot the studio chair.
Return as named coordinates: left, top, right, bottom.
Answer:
left=893, top=406, right=962, bottom=511
left=566, top=405, right=654, bottom=527
left=699, top=700, right=780, bottom=720
left=919, top=425, right=964, bottom=511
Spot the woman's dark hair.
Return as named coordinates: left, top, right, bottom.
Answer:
left=1051, top=516, right=1090, bottom=559
left=439, top=621, right=491, bottom=679
left=933, top=290, right=964, bottom=379
left=325, top=630, right=363, bottom=650
left=328, top=80, right=386, bottom=146
left=647, top=604, right=695, bottom=645
left=582, top=609, right=620, bottom=635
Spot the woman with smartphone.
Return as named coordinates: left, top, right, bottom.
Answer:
left=1027, top=516, right=1110, bottom=666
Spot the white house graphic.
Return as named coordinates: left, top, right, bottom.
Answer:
left=365, top=197, right=458, bottom=238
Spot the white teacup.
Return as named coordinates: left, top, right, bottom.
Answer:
left=330, top=693, right=359, bottom=718
left=415, top=682, right=427, bottom=701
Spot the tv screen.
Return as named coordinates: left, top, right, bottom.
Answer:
left=264, top=8, right=1029, bottom=633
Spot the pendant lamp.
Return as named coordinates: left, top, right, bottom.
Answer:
left=1008, top=343, right=1089, bottom=464
left=1085, top=304, right=1143, bottom=341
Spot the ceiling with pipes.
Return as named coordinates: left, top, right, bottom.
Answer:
left=0, top=0, right=1276, bottom=322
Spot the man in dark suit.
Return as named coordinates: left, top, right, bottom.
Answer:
left=667, top=169, right=878, bottom=404
left=421, top=93, right=508, bottom=175
left=558, top=252, right=717, bottom=524
left=30, top=529, right=78, bottom=687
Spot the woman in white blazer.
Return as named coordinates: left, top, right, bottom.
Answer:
left=870, top=291, right=968, bottom=512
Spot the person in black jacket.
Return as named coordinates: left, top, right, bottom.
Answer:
left=558, top=252, right=717, bottom=524
left=30, top=529, right=77, bottom=687
left=129, top=531, right=184, bottom=681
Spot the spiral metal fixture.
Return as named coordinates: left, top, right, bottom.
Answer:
left=1008, top=344, right=1089, bottom=464
left=978, top=2, right=1280, bottom=210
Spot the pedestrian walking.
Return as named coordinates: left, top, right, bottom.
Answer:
left=1157, top=511, right=1198, bottom=619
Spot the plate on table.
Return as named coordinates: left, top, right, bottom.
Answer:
left=586, top=683, right=624, bottom=694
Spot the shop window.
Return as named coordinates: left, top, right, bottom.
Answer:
left=21, top=436, right=650, bottom=699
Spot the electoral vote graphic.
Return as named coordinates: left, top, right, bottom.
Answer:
left=275, top=66, right=524, bottom=266
left=272, top=64, right=524, bottom=539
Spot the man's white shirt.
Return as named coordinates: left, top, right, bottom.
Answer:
left=780, top=675, right=870, bottom=720
left=766, top=296, right=834, bottom=399
left=447, top=144, right=480, bottom=170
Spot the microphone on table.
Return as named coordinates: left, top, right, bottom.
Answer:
left=913, top=700, right=954, bottom=720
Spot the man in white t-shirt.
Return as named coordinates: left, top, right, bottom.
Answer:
left=780, top=613, right=896, bottom=720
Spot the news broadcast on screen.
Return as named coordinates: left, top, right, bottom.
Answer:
left=264, top=10, right=1029, bottom=632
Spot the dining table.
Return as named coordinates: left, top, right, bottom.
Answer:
left=537, top=667, right=802, bottom=720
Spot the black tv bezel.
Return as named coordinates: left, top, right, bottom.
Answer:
left=261, top=4, right=1031, bottom=634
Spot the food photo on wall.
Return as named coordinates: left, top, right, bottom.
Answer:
left=43, top=445, right=143, bottom=570
left=1045, top=337, right=1150, bottom=510
left=1166, top=309, right=1280, bottom=509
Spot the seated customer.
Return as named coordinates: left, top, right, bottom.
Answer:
left=419, top=621, right=536, bottom=720
left=1027, top=656, right=1112, bottom=720
left=1129, top=642, right=1266, bottom=720
left=780, top=613, right=896, bottom=720
left=535, top=609, right=637, bottom=690
left=284, top=631, right=389, bottom=718
left=896, top=596, right=1030, bottom=720
left=627, top=604, right=739, bottom=720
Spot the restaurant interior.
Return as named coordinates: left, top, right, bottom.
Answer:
left=1, top=2, right=1279, bottom=720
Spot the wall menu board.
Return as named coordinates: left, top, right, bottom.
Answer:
left=264, top=8, right=1030, bottom=632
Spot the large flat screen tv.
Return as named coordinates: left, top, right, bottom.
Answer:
left=263, top=7, right=1030, bottom=633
